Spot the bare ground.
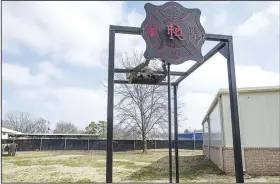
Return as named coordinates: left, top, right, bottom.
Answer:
left=2, top=150, right=279, bottom=183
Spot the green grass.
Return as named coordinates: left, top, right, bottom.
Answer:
left=127, top=155, right=225, bottom=181
left=2, top=150, right=279, bottom=183
left=5, top=150, right=161, bottom=169
left=115, top=161, right=138, bottom=168
left=55, top=177, right=75, bottom=182
left=13, top=160, right=34, bottom=166
left=76, top=178, right=95, bottom=183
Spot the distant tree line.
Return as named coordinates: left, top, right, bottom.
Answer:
left=2, top=111, right=172, bottom=140
left=2, top=111, right=107, bottom=137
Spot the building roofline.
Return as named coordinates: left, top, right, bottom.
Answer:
left=201, top=86, right=280, bottom=125
left=2, top=128, right=99, bottom=137
left=2, top=127, right=24, bottom=135
left=218, top=86, right=280, bottom=95
left=10, top=133, right=99, bottom=137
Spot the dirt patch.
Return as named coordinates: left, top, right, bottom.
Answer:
left=2, top=164, right=105, bottom=182
left=55, top=155, right=84, bottom=159
left=133, top=161, right=150, bottom=166
left=39, top=154, right=84, bottom=160
left=114, top=159, right=130, bottom=162
left=54, top=165, right=105, bottom=182
left=96, top=159, right=150, bottom=167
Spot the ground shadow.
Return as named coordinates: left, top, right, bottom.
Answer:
left=127, top=155, right=225, bottom=182
left=2, top=154, right=12, bottom=157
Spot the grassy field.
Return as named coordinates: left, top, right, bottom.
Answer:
left=2, top=149, right=279, bottom=183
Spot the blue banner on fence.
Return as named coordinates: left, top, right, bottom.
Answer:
left=178, top=133, right=203, bottom=141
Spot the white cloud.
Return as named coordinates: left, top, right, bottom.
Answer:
left=2, top=100, right=7, bottom=106
left=200, top=16, right=207, bottom=27
left=266, top=2, right=280, bottom=16
left=115, top=13, right=146, bottom=60
left=2, top=2, right=132, bottom=68
left=3, top=62, right=47, bottom=87
left=2, top=1, right=208, bottom=69
left=206, top=1, right=230, bottom=4
left=180, top=53, right=279, bottom=94
left=178, top=53, right=279, bottom=130
left=19, top=86, right=107, bottom=129
left=235, top=2, right=279, bottom=37
left=213, top=11, right=228, bottom=28
left=2, top=61, right=63, bottom=87
left=38, top=61, right=64, bottom=79
left=235, top=11, right=270, bottom=37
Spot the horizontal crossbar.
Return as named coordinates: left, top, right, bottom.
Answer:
left=114, top=68, right=185, bottom=76
left=114, top=80, right=175, bottom=86
left=205, top=33, right=232, bottom=41
left=110, top=25, right=142, bottom=35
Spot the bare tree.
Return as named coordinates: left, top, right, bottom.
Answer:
left=34, top=118, right=49, bottom=133
left=53, top=121, right=78, bottom=134
left=3, top=112, right=48, bottom=133
left=113, top=50, right=185, bottom=153
left=114, top=123, right=141, bottom=140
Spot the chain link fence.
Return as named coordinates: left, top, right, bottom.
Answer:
left=3, top=139, right=203, bottom=151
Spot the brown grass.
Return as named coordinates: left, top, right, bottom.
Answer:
left=2, top=150, right=279, bottom=183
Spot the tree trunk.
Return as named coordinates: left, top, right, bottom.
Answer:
left=142, top=135, right=148, bottom=154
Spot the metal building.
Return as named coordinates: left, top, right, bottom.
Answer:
left=202, top=86, right=280, bottom=175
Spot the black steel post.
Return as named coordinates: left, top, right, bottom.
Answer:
left=226, top=37, right=244, bottom=183
left=173, top=84, right=179, bottom=183
left=167, top=63, right=173, bottom=183
left=106, top=28, right=115, bottom=183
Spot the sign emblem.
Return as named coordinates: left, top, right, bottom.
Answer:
left=141, top=2, right=206, bottom=64
left=167, top=24, right=185, bottom=40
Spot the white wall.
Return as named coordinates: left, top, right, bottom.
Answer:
left=203, top=121, right=209, bottom=146
left=209, top=101, right=222, bottom=147
left=202, top=99, right=223, bottom=148
left=2, top=133, right=8, bottom=140
left=239, top=91, right=280, bottom=147
left=222, top=91, right=280, bottom=147
left=221, top=94, right=239, bottom=147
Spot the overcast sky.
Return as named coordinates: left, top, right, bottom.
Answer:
left=1, top=1, right=279, bottom=132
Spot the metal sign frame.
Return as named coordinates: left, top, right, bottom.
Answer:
left=106, top=8, right=244, bottom=184
left=106, top=25, right=244, bottom=183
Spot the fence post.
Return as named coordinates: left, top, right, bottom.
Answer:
left=88, top=139, right=90, bottom=151
left=193, top=132, right=196, bottom=151
left=40, top=138, right=42, bottom=151
left=64, top=138, right=67, bottom=150
left=154, top=139, right=156, bottom=152
left=133, top=140, right=135, bottom=151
